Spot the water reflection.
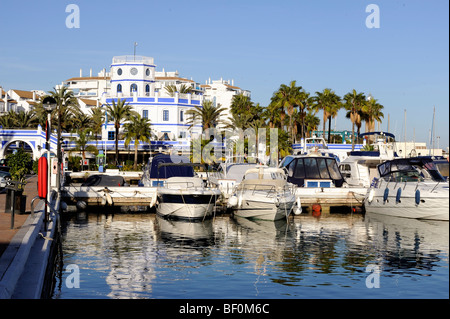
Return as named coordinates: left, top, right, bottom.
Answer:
left=55, top=211, right=449, bottom=299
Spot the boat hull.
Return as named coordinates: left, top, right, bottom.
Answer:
left=364, top=184, right=449, bottom=221
left=231, top=195, right=296, bottom=221
left=156, top=190, right=220, bottom=220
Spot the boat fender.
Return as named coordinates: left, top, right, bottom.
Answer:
left=367, top=189, right=375, bottom=203
left=228, top=196, right=238, bottom=207
left=149, top=195, right=157, bottom=208
left=294, top=196, right=302, bottom=215
left=238, top=195, right=243, bottom=208
left=396, top=188, right=402, bottom=203
left=76, top=200, right=87, bottom=211
left=415, top=189, right=420, bottom=205
left=106, top=193, right=113, bottom=205
left=383, top=188, right=389, bottom=203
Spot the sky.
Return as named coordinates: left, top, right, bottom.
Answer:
left=0, top=0, right=448, bottom=149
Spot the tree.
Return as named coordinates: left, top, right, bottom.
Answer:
left=90, top=107, right=106, bottom=148
left=68, top=129, right=98, bottom=171
left=106, top=98, right=135, bottom=165
left=123, top=114, right=152, bottom=170
left=164, top=84, right=193, bottom=96
left=312, top=88, right=342, bottom=143
left=47, top=86, right=81, bottom=133
left=270, top=81, right=304, bottom=142
left=185, top=100, right=226, bottom=130
left=362, top=96, right=384, bottom=134
left=343, top=90, right=366, bottom=150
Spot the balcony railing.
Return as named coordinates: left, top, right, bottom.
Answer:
left=112, top=55, right=154, bottom=65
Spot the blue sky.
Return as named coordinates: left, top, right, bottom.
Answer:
left=0, top=0, right=448, bottom=149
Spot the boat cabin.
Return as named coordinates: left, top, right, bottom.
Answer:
left=376, top=157, right=447, bottom=183
left=280, top=155, right=344, bottom=188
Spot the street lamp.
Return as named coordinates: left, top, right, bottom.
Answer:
left=42, top=96, right=56, bottom=227
left=56, top=100, right=63, bottom=197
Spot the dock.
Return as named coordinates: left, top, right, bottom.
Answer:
left=0, top=176, right=60, bottom=299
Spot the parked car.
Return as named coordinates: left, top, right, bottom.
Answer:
left=0, top=170, right=12, bottom=189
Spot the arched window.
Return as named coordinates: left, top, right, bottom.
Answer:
left=145, top=84, right=150, bottom=94
left=117, top=84, right=122, bottom=93
left=130, top=83, right=138, bottom=94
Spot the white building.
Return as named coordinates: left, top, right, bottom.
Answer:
left=60, top=55, right=251, bottom=143
left=201, top=78, right=251, bottom=127
left=0, top=87, right=45, bottom=114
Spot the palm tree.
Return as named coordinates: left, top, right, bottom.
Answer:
left=304, top=110, right=321, bottom=137
left=106, top=98, right=135, bottom=165
left=343, top=89, right=366, bottom=150
left=230, top=94, right=253, bottom=116
left=68, top=129, right=98, bottom=171
left=164, top=84, right=193, bottom=96
left=362, top=97, right=384, bottom=134
left=90, top=107, right=105, bottom=148
left=270, top=81, right=303, bottom=141
left=47, top=86, right=80, bottom=133
left=312, top=88, right=342, bottom=143
left=185, top=100, right=226, bottom=130
left=123, top=114, right=152, bottom=170
left=16, top=110, right=38, bottom=128
left=0, top=110, right=17, bottom=128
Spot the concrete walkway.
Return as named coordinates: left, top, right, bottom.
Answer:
left=0, top=175, right=39, bottom=258
left=0, top=176, right=58, bottom=299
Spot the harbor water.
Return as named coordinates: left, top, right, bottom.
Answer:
left=51, top=210, right=449, bottom=299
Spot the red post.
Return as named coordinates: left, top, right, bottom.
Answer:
left=38, top=156, right=48, bottom=199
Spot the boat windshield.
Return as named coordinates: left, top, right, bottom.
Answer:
left=378, top=158, right=447, bottom=182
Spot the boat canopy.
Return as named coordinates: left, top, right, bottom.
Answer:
left=377, top=157, right=446, bottom=182
left=150, top=154, right=194, bottom=179
left=280, top=155, right=344, bottom=187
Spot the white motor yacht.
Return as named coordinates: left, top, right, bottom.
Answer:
left=364, top=157, right=449, bottom=221
left=339, top=132, right=399, bottom=188
left=228, top=167, right=300, bottom=221
left=153, top=156, right=221, bottom=220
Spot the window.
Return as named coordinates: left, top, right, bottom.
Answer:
left=294, top=159, right=305, bottom=179
left=117, top=84, right=122, bottom=93
left=142, top=110, right=148, bottom=119
left=304, top=158, right=320, bottom=179
left=326, top=159, right=343, bottom=180
left=117, top=68, right=122, bottom=75
left=145, top=84, right=150, bottom=95
left=180, top=110, right=184, bottom=122
left=130, top=67, right=138, bottom=75
left=130, top=83, right=138, bottom=93
left=108, top=131, right=115, bottom=141
left=146, top=68, right=150, bottom=76
left=163, top=110, right=169, bottom=121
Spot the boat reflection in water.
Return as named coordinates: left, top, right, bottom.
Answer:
left=154, top=214, right=214, bottom=244
left=55, top=210, right=448, bottom=299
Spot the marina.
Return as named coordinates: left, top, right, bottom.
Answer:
left=0, top=1, right=448, bottom=304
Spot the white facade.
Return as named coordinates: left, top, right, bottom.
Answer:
left=201, top=78, right=251, bottom=126
left=104, top=55, right=204, bottom=141
left=0, top=87, right=45, bottom=114
left=58, top=55, right=251, bottom=141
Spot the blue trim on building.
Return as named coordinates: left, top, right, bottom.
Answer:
left=110, top=79, right=155, bottom=83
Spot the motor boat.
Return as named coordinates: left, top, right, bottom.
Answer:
left=279, top=150, right=367, bottom=211
left=212, top=162, right=262, bottom=198
left=339, top=132, right=399, bottom=188
left=228, top=166, right=300, bottom=221
left=152, top=154, right=222, bottom=220
left=364, top=157, right=449, bottom=221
